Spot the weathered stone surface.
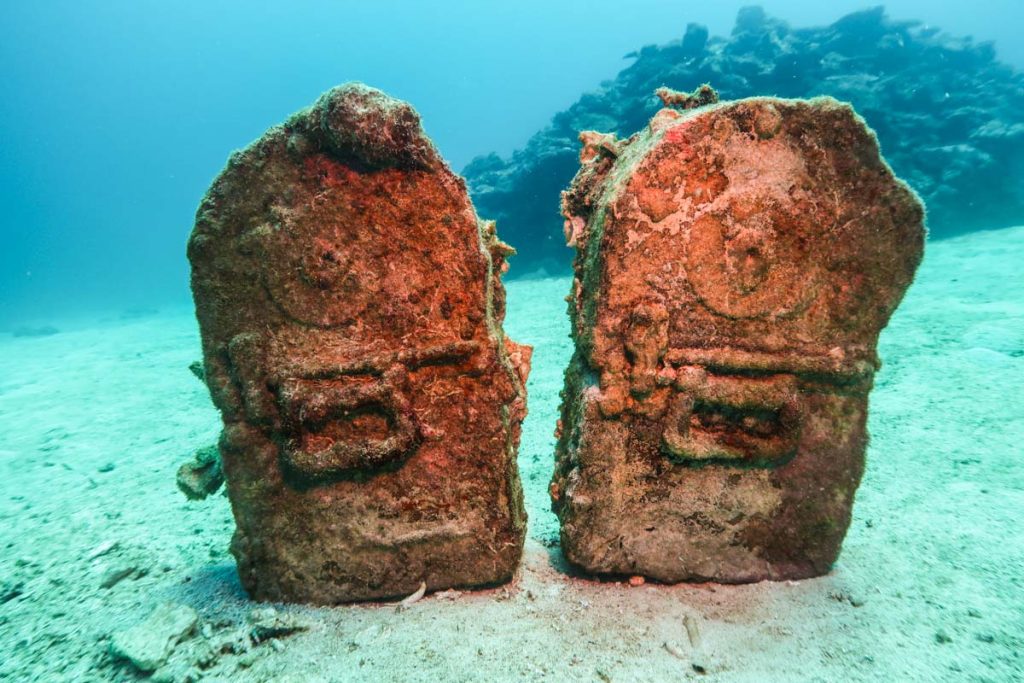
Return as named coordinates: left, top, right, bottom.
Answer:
left=188, top=83, right=530, bottom=603
left=552, top=94, right=924, bottom=582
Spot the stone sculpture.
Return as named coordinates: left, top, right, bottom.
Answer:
left=551, top=91, right=925, bottom=582
left=188, top=83, right=530, bottom=603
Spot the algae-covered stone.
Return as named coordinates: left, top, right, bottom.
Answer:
left=552, top=93, right=924, bottom=582
left=188, top=83, right=530, bottom=603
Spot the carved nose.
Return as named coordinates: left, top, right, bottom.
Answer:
left=726, top=230, right=771, bottom=294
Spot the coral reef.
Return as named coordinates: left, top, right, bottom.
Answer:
left=465, top=6, right=1024, bottom=273
left=551, top=93, right=925, bottom=582
left=187, top=83, right=531, bottom=604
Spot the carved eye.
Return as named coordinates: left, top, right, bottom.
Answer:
left=684, top=209, right=821, bottom=320
left=661, top=375, right=802, bottom=468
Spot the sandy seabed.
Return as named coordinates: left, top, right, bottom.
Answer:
left=1, top=226, right=1022, bottom=682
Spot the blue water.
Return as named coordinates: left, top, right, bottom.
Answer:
left=1, top=4, right=1023, bottom=681
left=1, top=0, right=1022, bottom=325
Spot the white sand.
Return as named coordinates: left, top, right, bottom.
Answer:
left=0, top=226, right=1021, bottom=682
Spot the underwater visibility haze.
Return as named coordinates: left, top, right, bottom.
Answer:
left=1, top=2, right=1022, bottom=681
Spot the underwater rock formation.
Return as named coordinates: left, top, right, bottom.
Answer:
left=551, top=93, right=924, bottom=582
left=188, top=83, right=530, bottom=604
left=465, top=6, right=1024, bottom=273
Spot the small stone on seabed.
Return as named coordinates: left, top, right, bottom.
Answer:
left=86, top=540, right=119, bottom=561
left=175, top=445, right=224, bottom=501
left=109, top=603, right=198, bottom=672
left=238, top=649, right=261, bottom=668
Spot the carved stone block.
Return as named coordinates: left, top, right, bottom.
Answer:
left=552, top=94, right=924, bottom=582
left=188, top=84, right=530, bottom=603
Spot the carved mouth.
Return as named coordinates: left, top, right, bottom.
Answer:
left=275, top=373, right=420, bottom=481
left=661, top=373, right=801, bottom=467
left=266, top=341, right=481, bottom=483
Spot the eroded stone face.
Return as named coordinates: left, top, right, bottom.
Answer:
left=552, top=95, right=924, bottom=582
left=188, top=83, right=530, bottom=604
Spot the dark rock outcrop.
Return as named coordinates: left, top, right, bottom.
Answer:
left=465, top=6, right=1024, bottom=273
left=188, top=83, right=530, bottom=604
left=551, top=94, right=924, bottom=582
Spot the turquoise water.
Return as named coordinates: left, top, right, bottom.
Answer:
left=2, top=0, right=1022, bottom=325
left=1, top=3, right=1022, bottom=681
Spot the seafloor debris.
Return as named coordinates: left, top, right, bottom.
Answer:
left=188, top=360, right=205, bottom=382
left=107, top=605, right=311, bottom=677
left=396, top=581, right=427, bottom=612
left=552, top=94, right=924, bottom=582
left=246, top=607, right=309, bottom=642
left=188, top=83, right=530, bottom=604
left=109, top=603, right=198, bottom=673
left=175, top=444, right=223, bottom=500
left=99, top=564, right=141, bottom=589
